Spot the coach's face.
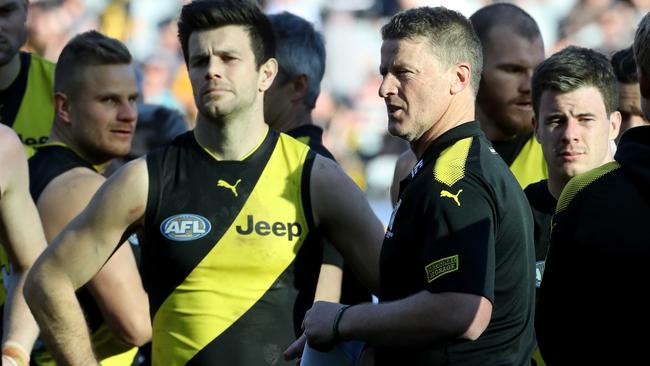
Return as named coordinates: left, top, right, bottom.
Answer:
left=379, top=36, right=454, bottom=143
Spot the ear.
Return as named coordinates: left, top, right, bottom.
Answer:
left=288, top=74, right=309, bottom=103
left=450, top=62, right=471, bottom=95
left=258, top=57, right=278, bottom=92
left=532, top=116, right=541, bottom=142
left=608, top=110, right=622, bottom=141
left=54, top=92, right=72, bottom=124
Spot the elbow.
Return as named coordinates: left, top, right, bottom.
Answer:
left=23, top=263, right=46, bottom=311
left=460, top=297, right=492, bottom=341
left=110, top=316, right=152, bottom=347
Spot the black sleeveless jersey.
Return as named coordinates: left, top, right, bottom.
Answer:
left=143, top=130, right=315, bottom=365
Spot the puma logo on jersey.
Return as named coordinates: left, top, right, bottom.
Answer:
left=440, top=189, right=463, bottom=206
left=217, top=179, right=241, bottom=197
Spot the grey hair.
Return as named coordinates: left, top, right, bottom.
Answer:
left=268, top=12, right=325, bottom=109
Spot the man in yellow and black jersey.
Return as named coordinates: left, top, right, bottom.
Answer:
left=25, top=1, right=384, bottom=365
left=470, top=3, right=547, bottom=189
left=389, top=3, right=546, bottom=207
left=0, top=125, right=47, bottom=366
left=26, top=31, right=150, bottom=365
left=536, top=15, right=650, bottom=364
left=264, top=11, right=372, bottom=337
left=0, top=0, right=54, bottom=340
left=0, top=0, right=55, bottom=156
left=290, top=7, right=535, bottom=365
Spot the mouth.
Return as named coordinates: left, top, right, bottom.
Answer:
left=110, top=129, right=133, bottom=138
left=557, top=150, right=583, bottom=162
left=386, top=103, right=404, bottom=116
left=203, top=86, right=230, bottom=97
left=514, top=101, right=532, bottom=111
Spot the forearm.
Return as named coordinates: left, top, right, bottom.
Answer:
left=3, top=270, right=39, bottom=352
left=87, top=243, right=151, bottom=347
left=313, top=264, right=342, bottom=303
left=24, top=264, right=98, bottom=366
left=338, top=291, right=477, bottom=348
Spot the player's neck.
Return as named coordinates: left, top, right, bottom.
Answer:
left=270, top=104, right=312, bottom=133
left=0, top=53, right=21, bottom=90
left=48, top=128, right=113, bottom=173
left=195, top=111, right=269, bottom=161
left=412, top=95, right=475, bottom=158
left=546, top=174, right=566, bottom=200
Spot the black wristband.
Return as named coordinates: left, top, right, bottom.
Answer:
left=332, top=305, right=352, bottom=342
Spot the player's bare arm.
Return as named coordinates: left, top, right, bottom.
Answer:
left=0, top=126, right=48, bottom=365
left=35, top=167, right=151, bottom=346
left=24, top=158, right=149, bottom=365
left=310, top=154, right=384, bottom=295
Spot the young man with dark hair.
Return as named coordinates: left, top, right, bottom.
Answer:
left=289, top=6, right=535, bottom=365
left=526, top=46, right=620, bottom=267
left=26, top=30, right=151, bottom=366
left=525, top=46, right=621, bottom=365
left=25, top=1, right=384, bottom=365
left=536, top=14, right=650, bottom=365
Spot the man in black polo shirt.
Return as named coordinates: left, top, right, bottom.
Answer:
left=389, top=3, right=546, bottom=206
left=536, top=14, right=650, bottom=365
left=288, top=6, right=535, bottom=365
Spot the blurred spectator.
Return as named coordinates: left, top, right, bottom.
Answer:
left=611, top=45, right=650, bottom=142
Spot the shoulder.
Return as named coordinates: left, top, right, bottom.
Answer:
left=28, top=52, right=56, bottom=72
left=524, top=179, right=547, bottom=200
left=0, top=126, right=26, bottom=174
left=395, top=149, right=417, bottom=175
left=556, top=161, right=621, bottom=215
left=38, top=167, right=106, bottom=208
left=0, top=124, right=23, bottom=156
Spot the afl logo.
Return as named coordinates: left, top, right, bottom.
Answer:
left=160, top=214, right=212, bottom=241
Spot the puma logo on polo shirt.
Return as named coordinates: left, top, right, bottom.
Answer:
left=440, top=189, right=463, bottom=207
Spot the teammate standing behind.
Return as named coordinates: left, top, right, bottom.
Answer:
left=0, top=0, right=55, bottom=154
left=390, top=3, right=546, bottom=206
left=525, top=46, right=620, bottom=366
left=611, top=46, right=650, bottom=143
left=24, top=1, right=384, bottom=365
left=288, top=7, right=536, bottom=365
left=536, top=13, right=650, bottom=364
left=471, top=3, right=547, bottom=188
left=264, top=11, right=372, bottom=337
left=0, top=125, right=48, bottom=366
left=27, top=31, right=150, bottom=365
left=526, top=46, right=620, bottom=287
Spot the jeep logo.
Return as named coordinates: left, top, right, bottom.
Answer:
left=236, top=215, right=302, bottom=241
left=160, top=214, right=212, bottom=241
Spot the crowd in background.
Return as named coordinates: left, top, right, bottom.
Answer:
left=21, top=0, right=650, bottom=222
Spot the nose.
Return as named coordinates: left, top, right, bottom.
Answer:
left=117, top=100, right=137, bottom=123
left=518, top=69, right=534, bottom=94
left=205, top=57, right=222, bottom=80
left=561, top=119, right=580, bottom=143
left=378, top=74, right=396, bottom=98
